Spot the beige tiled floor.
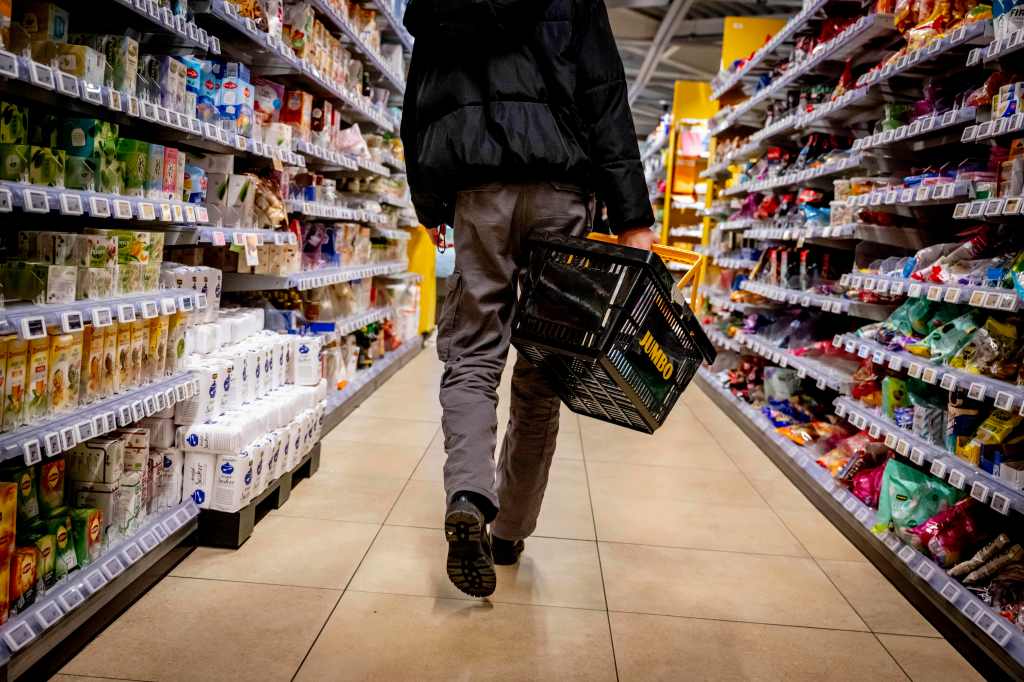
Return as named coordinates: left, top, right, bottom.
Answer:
left=60, top=349, right=984, bottom=681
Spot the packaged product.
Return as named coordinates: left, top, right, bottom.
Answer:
left=0, top=560, right=8, bottom=625
left=281, top=89, right=313, bottom=140
left=949, top=533, right=1011, bottom=577
left=850, top=461, right=888, bottom=509
left=908, top=381, right=946, bottom=446
left=156, top=448, right=184, bottom=511
left=5, top=262, right=77, bottom=305
left=130, top=320, right=149, bottom=386
left=75, top=481, right=119, bottom=542
left=963, top=544, right=1024, bottom=585
left=101, top=325, right=117, bottom=396
left=25, top=337, right=49, bottom=423
left=9, top=546, right=37, bottom=615
left=907, top=498, right=991, bottom=568
left=0, top=102, right=27, bottom=144
left=81, top=325, right=104, bottom=403
left=37, top=457, right=64, bottom=516
left=905, top=310, right=984, bottom=362
left=43, top=512, right=76, bottom=579
left=47, top=332, right=80, bottom=414
left=0, top=143, right=28, bottom=181
left=165, top=311, right=187, bottom=376
left=162, top=146, right=181, bottom=201
left=947, top=388, right=984, bottom=454
left=70, top=507, right=103, bottom=567
left=116, top=138, right=149, bottom=197
left=949, top=317, right=1022, bottom=380
left=33, top=533, right=55, bottom=589
left=874, top=459, right=961, bottom=544
left=958, top=410, right=1024, bottom=466
left=118, top=471, right=143, bottom=535
left=2, top=339, right=26, bottom=432
left=764, top=367, right=800, bottom=401
left=0, top=483, right=15, bottom=561
left=19, top=2, right=69, bottom=42
left=183, top=451, right=214, bottom=508
left=61, top=118, right=118, bottom=158
left=56, top=43, right=105, bottom=86
left=881, top=376, right=910, bottom=424
left=64, top=155, right=95, bottom=191
left=68, top=436, right=124, bottom=484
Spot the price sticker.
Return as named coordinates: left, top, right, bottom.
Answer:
left=984, top=292, right=1003, bottom=308
left=159, top=203, right=172, bottom=222
left=969, top=201, right=986, bottom=218
left=885, top=433, right=898, bottom=449
left=968, top=382, right=986, bottom=400
left=857, top=345, right=871, bottom=359
left=970, top=481, right=991, bottom=503
left=117, top=304, right=135, bottom=323
left=141, top=101, right=157, bottom=120
left=961, top=125, right=978, bottom=142
left=872, top=351, right=886, bottom=365
left=61, top=311, right=84, bottom=333
left=908, top=447, right=924, bottom=464
left=30, top=61, right=54, bottom=89
left=0, top=188, right=11, bottom=212
left=130, top=401, right=145, bottom=423
left=56, top=71, right=80, bottom=97
left=855, top=508, right=871, bottom=523
left=104, top=412, right=117, bottom=432
left=968, top=290, right=987, bottom=307
left=160, top=298, right=176, bottom=315
left=210, top=230, right=226, bottom=246
left=172, top=204, right=184, bottom=222
left=998, top=294, right=1019, bottom=311
left=112, top=199, right=132, bottom=219
left=88, top=195, right=110, bottom=216
left=22, top=188, right=49, bottom=213
left=953, top=203, right=969, bottom=219
left=127, top=95, right=140, bottom=117
left=0, top=49, right=17, bottom=78
left=196, top=293, right=208, bottom=310
left=907, top=283, right=923, bottom=298
left=948, top=469, right=967, bottom=490
left=927, top=286, right=942, bottom=301
left=140, top=301, right=159, bottom=319
left=943, top=287, right=962, bottom=303
left=117, top=405, right=132, bottom=427
left=900, top=189, right=914, bottom=203
left=107, top=89, right=122, bottom=111
left=915, top=186, right=931, bottom=202
left=144, top=395, right=157, bottom=417
left=154, top=392, right=166, bottom=412
left=184, top=205, right=197, bottom=223
left=22, top=440, right=42, bottom=466
left=868, top=423, right=882, bottom=439
left=59, top=193, right=83, bottom=215
left=922, top=367, right=939, bottom=384
left=898, top=546, right=917, bottom=564
left=990, top=492, right=1011, bottom=515
left=890, top=281, right=904, bottom=296
left=907, top=363, right=923, bottom=379
left=90, top=307, right=112, bottom=328
left=986, top=198, right=1006, bottom=216
left=1004, top=198, right=1023, bottom=215
left=931, top=459, right=949, bottom=479
left=179, top=295, right=194, bottom=312
left=59, top=427, right=76, bottom=451
left=75, top=420, right=93, bottom=443
left=41, top=433, right=60, bottom=458
left=138, top=202, right=156, bottom=221
left=19, top=317, right=46, bottom=340
left=196, top=206, right=209, bottom=223
left=940, top=374, right=958, bottom=391
left=994, top=391, right=1015, bottom=411
left=92, top=415, right=105, bottom=435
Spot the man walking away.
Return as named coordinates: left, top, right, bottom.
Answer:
left=402, top=0, right=655, bottom=598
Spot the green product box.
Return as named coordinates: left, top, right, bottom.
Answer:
left=73, top=35, right=138, bottom=96
left=144, top=143, right=164, bottom=200
left=0, top=102, right=28, bottom=144
left=5, top=261, right=76, bottom=304
left=118, top=262, right=143, bottom=294
left=33, top=533, right=56, bottom=589
left=70, top=507, right=103, bottom=568
left=0, top=466, right=39, bottom=522
left=0, top=143, right=29, bottom=182
left=64, top=155, right=95, bottom=191
left=43, top=512, right=77, bottom=579
left=28, top=146, right=65, bottom=187
left=94, top=154, right=122, bottom=194
left=61, top=118, right=118, bottom=158
left=29, top=113, right=59, bottom=148
left=117, top=138, right=148, bottom=197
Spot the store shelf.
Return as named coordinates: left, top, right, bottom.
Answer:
left=309, top=0, right=406, bottom=94
left=703, top=326, right=742, bottom=353
left=730, top=330, right=856, bottom=393
left=704, top=288, right=778, bottom=314
left=0, top=499, right=198, bottom=671
left=953, top=195, right=1024, bottom=221
left=285, top=199, right=388, bottom=223
left=698, top=368, right=1024, bottom=680
left=854, top=106, right=977, bottom=151
left=0, top=181, right=209, bottom=224
left=380, top=152, right=406, bottom=172
left=722, top=153, right=863, bottom=197
left=983, top=24, right=1024, bottom=62
left=0, top=290, right=205, bottom=340
left=293, top=140, right=360, bottom=171
left=742, top=281, right=896, bottom=320
left=709, top=0, right=830, bottom=98
left=718, top=218, right=768, bottom=232
left=194, top=226, right=298, bottom=246
left=316, top=306, right=396, bottom=335
left=745, top=223, right=928, bottom=249
left=714, top=255, right=758, bottom=269
left=962, top=112, right=1024, bottom=143
left=700, top=160, right=731, bottom=180
left=836, top=334, right=1024, bottom=413
left=850, top=180, right=972, bottom=210
left=840, top=273, right=1019, bottom=311
left=0, top=53, right=303, bottom=171
left=834, top=396, right=1024, bottom=517
left=197, top=0, right=395, bottom=133
left=222, top=260, right=408, bottom=292
left=110, top=0, right=216, bottom=53
left=366, top=0, right=414, bottom=52
left=0, top=372, right=198, bottom=466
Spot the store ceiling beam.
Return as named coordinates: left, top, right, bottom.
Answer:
left=627, top=0, right=699, bottom=105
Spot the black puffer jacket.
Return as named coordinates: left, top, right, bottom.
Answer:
left=401, top=0, right=654, bottom=233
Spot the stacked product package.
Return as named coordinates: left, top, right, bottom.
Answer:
left=170, top=308, right=327, bottom=513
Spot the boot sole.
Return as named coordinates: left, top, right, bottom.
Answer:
left=445, top=508, right=496, bottom=598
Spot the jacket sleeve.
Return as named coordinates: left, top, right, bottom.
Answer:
left=574, top=0, right=655, bottom=233
left=401, top=44, right=449, bottom=229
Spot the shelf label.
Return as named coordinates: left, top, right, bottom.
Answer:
left=89, top=196, right=111, bottom=218
left=967, top=382, right=986, bottom=400
left=990, top=492, right=1011, bottom=515
left=60, top=310, right=84, bottom=333
left=140, top=300, right=159, bottom=319
left=138, top=202, right=156, bottom=221
left=116, top=405, right=132, bottom=427
left=0, top=188, right=11, bottom=212
left=30, top=61, right=54, bottom=89
left=144, top=395, right=157, bottom=417
left=22, top=188, right=49, bottom=213
left=995, top=391, right=1015, bottom=411
left=82, top=82, right=103, bottom=104
left=130, top=401, right=145, bottom=422
left=0, top=50, right=17, bottom=78
left=184, top=205, right=197, bottom=223
left=112, top=199, right=132, bottom=219
left=75, top=420, right=94, bottom=443
left=90, top=307, right=112, bottom=327
left=127, top=95, right=140, bottom=117
left=20, top=317, right=46, bottom=340
left=56, top=71, right=79, bottom=97
left=921, top=367, right=939, bottom=384
left=907, top=363, right=923, bottom=379
left=59, top=192, right=83, bottom=215
left=948, top=469, right=967, bottom=489
left=970, top=481, right=990, bottom=503
left=930, top=459, right=948, bottom=479
left=940, top=374, right=958, bottom=391
left=909, top=447, right=924, bottom=464
left=172, top=204, right=184, bottom=222
left=59, top=427, right=76, bottom=451
left=117, top=304, right=136, bottom=323
left=160, top=298, right=177, bottom=315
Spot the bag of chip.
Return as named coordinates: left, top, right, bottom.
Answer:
left=874, top=459, right=962, bottom=543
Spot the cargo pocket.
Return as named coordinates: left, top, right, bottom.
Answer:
left=437, top=271, right=464, bottom=362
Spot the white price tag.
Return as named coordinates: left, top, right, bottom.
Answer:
left=994, top=391, right=1015, bottom=411
left=943, top=287, right=962, bottom=303
left=909, top=447, right=924, bottom=464
left=89, top=196, right=110, bottom=217
left=140, top=301, right=159, bottom=319
left=91, top=307, right=112, bottom=327
left=921, top=367, right=939, bottom=384
left=22, top=188, right=49, bottom=213
left=59, top=192, right=83, bottom=215
left=940, top=374, right=958, bottom=391
left=927, top=286, right=942, bottom=301
left=172, top=204, right=184, bottom=222
left=970, top=481, right=990, bottom=503
left=211, top=230, right=226, bottom=246
left=112, top=199, right=132, bottom=219
left=948, top=469, right=967, bottom=490
left=138, top=202, right=156, bottom=221
left=159, top=203, right=172, bottom=222
left=967, top=383, right=986, bottom=400
left=991, top=492, right=1011, bottom=515
left=60, top=311, right=84, bottom=333
left=907, top=363, right=923, bottom=379
left=117, top=304, right=136, bottom=323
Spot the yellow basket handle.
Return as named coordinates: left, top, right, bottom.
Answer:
left=586, top=232, right=704, bottom=310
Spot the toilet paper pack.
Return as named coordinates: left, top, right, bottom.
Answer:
left=156, top=448, right=183, bottom=511
left=213, top=450, right=252, bottom=513
left=184, top=451, right=215, bottom=508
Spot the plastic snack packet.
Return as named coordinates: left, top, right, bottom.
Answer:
left=874, top=459, right=962, bottom=543
left=949, top=532, right=1011, bottom=578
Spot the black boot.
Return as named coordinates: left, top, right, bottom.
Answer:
left=492, top=536, right=525, bottom=566
left=444, top=495, right=496, bottom=597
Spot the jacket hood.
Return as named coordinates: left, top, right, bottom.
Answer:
left=404, top=0, right=551, bottom=38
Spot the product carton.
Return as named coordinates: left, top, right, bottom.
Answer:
left=0, top=483, right=15, bottom=561
left=145, top=143, right=165, bottom=199
left=115, top=322, right=132, bottom=392
left=2, top=339, right=26, bottom=432
left=162, top=146, right=181, bottom=201
left=43, top=513, right=76, bottom=579
left=70, top=507, right=102, bottom=567
left=9, top=546, right=37, bottom=616
left=216, top=76, right=254, bottom=137
left=81, top=325, right=104, bottom=403
left=29, top=113, right=59, bottom=147
left=68, top=436, right=124, bottom=484
left=64, top=155, right=95, bottom=191
left=0, top=143, right=28, bottom=181
left=28, top=146, right=65, bottom=186
left=33, top=533, right=55, bottom=589
left=61, top=118, right=118, bottom=158
left=117, top=138, right=149, bottom=197
left=129, top=320, right=147, bottom=388
left=206, top=173, right=255, bottom=228
left=94, top=153, right=122, bottom=193
left=158, top=56, right=187, bottom=114
left=25, top=337, right=49, bottom=423
left=37, top=458, right=64, bottom=516
left=56, top=43, right=104, bottom=86
left=280, top=89, right=313, bottom=141
left=47, top=332, right=81, bottom=414
left=18, top=2, right=68, bottom=42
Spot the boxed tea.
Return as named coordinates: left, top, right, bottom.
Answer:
left=64, top=155, right=95, bottom=191
left=43, top=513, right=76, bottom=579
left=61, top=118, right=118, bottom=158
left=68, top=436, right=123, bottom=483
left=28, top=146, right=65, bottom=186
left=0, top=143, right=29, bottom=181
left=81, top=325, right=104, bottom=403
left=2, top=339, right=27, bottom=432
left=9, top=546, right=37, bottom=615
left=118, top=261, right=144, bottom=294
left=115, top=322, right=131, bottom=392
left=101, top=325, right=116, bottom=396
left=0, top=102, right=27, bottom=144
left=33, top=533, right=55, bottom=589
left=117, top=471, right=143, bottom=535
left=145, top=143, right=164, bottom=199
left=94, top=153, right=122, bottom=193
left=0, top=482, right=15, bottom=561
left=26, top=337, right=49, bottom=423
left=48, top=333, right=76, bottom=414
left=77, top=266, right=116, bottom=300
left=37, top=457, right=64, bottom=515
left=162, top=146, right=181, bottom=201
left=56, top=43, right=104, bottom=86
left=1, top=465, right=38, bottom=521
left=117, top=138, right=149, bottom=197
left=70, top=507, right=102, bottom=566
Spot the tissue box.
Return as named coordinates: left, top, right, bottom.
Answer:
left=56, top=44, right=104, bottom=86
left=28, top=146, right=65, bottom=187
left=0, top=144, right=28, bottom=182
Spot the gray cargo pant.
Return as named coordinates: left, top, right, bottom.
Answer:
left=438, top=182, right=593, bottom=542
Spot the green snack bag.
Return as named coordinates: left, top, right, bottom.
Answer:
left=28, top=147, right=66, bottom=187
left=44, top=512, right=78, bottom=579
left=1, top=466, right=39, bottom=522
left=71, top=507, right=103, bottom=568
left=881, top=377, right=909, bottom=422
left=874, top=459, right=961, bottom=546
left=906, top=311, right=983, bottom=363
left=117, top=138, right=149, bottom=197
left=0, top=102, right=28, bottom=144
left=34, top=533, right=56, bottom=589
left=64, top=155, right=96, bottom=191
left=0, top=143, right=29, bottom=182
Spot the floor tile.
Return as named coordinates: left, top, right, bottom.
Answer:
left=172, top=515, right=377, bottom=590
left=294, top=591, right=616, bottom=682
left=774, top=508, right=868, bottom=562
left=62, top=577, right=339, bottom=682
left=586, top=460, right=765, bottom=507
left=317, top=439, right=426, bottom=479
left=389, top=461, right=595, bottom=540
left=273, top=470, right=407, bottom=524
left=819, top=560, right=939, bottom=637
left=51, top=677, right=147, bottom=682
left=591, top=494, right=806, bottom=556
left=323, top=414, right=439, bottom=448
left=877, top=634, right=984, bottom=681
left=351, top=525, right=606, bottom=610
left=356, top=386, right=442, bottom=421
left=610, top=611, right=908, bottom=681
left=582, top=432, right=739, bottom=470
left=748, top=473, right=817, bottom=513
left=600, top=541, right=867, bottom=631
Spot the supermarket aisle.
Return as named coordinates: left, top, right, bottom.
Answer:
left=57, top=348, right=983, bottom=681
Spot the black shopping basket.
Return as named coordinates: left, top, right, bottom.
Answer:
left=512, top=232, right=717, bottom=434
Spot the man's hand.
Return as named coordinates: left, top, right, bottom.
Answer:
left=619, top=227, right=656, bottom=251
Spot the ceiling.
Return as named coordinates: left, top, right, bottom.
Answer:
left=609, top=0, right=801, bottom=135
